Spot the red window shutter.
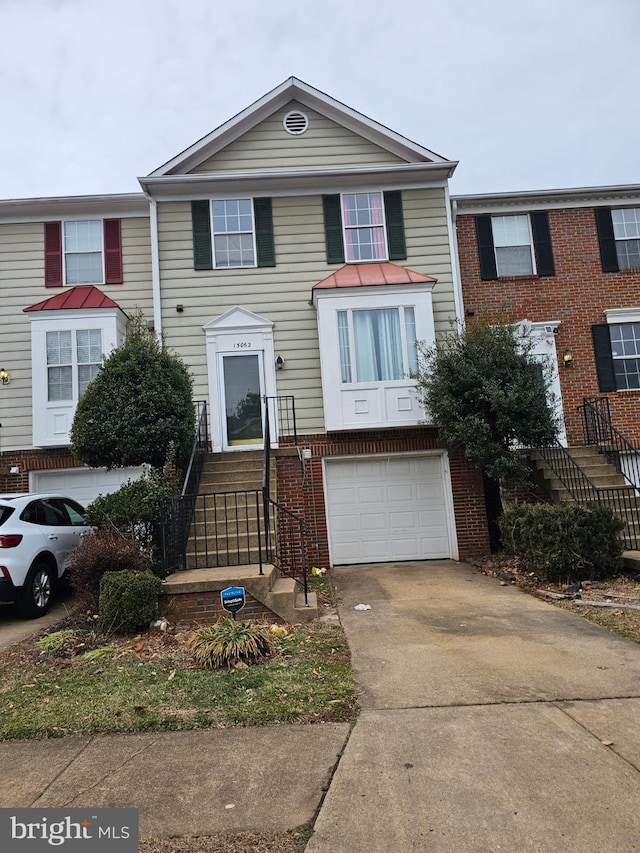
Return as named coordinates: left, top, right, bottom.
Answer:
left=44, top=222, right=63, bottom=287
left=103, top=219, right=123, bottom=284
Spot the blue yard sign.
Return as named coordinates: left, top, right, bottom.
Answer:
left=220, top=586, right=246, bottom=617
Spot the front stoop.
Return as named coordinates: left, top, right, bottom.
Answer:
left=160, top=563, right=318, bottom=626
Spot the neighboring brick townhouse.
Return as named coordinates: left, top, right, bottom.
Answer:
left=454, top=186, right=640, bottom=447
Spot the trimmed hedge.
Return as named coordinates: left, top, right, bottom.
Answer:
left=99, top=570, right=163, bottom=634
left=499, top=502, right=625, bottom=583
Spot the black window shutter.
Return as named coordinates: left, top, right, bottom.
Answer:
left=595, top=208, right=619, bottom=273
left=322, top=195, right=345, bottom=264
left=592, top=324, right=617, bottom=392
left=383, top=191, right=407, bottom=260
left=530, top=211, right=555, bottom=277
left=254, top=197, right=275, bottom=267
left=475, top=215, right=497, bottom=280
left=191, top=200, right=212, bottom=270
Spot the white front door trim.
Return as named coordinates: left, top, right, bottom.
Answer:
left=203, top=307, right=277, bottom=452
left=521, top=319, right=567, bottom=446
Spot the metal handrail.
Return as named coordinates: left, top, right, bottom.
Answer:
left=264, top=395, right=298, bottom=445
left=536, top=440, right=600, bottom=502
left=581, top=396, right=640, bottom=491
left=181, top=400, right=209, bottom=498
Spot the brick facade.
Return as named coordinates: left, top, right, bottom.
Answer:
left=0, top=447, right=83, bottom=494
left=456, top=206, right=640, bottom=445
left=276, top=428, right=490, bottom=565
left=160, top=588, right=285, bottom=626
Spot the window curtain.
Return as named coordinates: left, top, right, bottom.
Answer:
left=353, top=309, right=402, bottom=381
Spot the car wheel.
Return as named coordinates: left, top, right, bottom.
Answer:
left=18, top=563, right=53, bottom=618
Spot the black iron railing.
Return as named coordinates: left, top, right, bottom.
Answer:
left=264, top=496, right=308, bottom=606
left=580, top=396, right=640, bottom=492
left=265, top=395, right=298, bottom=445
left=181, top=400, right=209, bottom=498
left=537, top=438, right=640, bottom=549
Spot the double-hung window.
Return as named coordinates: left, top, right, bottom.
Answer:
left=44, top=219, right=123, bottom=287
left=475, top=211, right=554, bottom=280
left=609, top=323, right=640, bottom=390
left=611, top=208, right=640, bottom=270
left=64, top=220, right=103, bottom=284
left=212, top=199, right=256, bottom=268
left=341, top=192, right=387, bottom=262
left=46, top=329, right=102, bottom=402
left=491, top=215, right=535, bottom=277
left=336, top=306, right=418, bottom=383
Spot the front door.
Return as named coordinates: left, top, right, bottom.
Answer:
left=527, top=322, right=567, bottom=446
left=220, top=352, right=264, bottom=450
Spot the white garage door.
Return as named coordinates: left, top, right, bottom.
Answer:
left=325, top=454, right=455, bottom=565
left=30, top=467, right=145, bottom=508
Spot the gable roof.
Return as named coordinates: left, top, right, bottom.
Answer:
left=148, top=77, right=453, bottom=178
left=313, top=262, right=437, bottom=291
left=24, top=286, right=123, bottom=313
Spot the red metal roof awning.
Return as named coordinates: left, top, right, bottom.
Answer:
left=313, top=262, right=437, bottom=292
left=24, top=285, right=122, bottom=313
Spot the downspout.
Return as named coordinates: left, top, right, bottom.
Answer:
left=445, top=187, right=465, bottom=327
left=146, top=194, right=163, bottom=342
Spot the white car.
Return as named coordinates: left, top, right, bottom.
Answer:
left=0, top=494, right=91, bottom=618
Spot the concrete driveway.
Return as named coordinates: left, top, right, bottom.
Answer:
left=308, top=560, right=640, bottom=853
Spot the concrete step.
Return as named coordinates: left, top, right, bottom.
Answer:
left=264, top=576, right=317, bottom=624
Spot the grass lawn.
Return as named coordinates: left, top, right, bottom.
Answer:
left=0, top=605, right=357, bottom=740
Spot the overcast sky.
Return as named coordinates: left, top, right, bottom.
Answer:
left=2, top=0, right=638, bottom=200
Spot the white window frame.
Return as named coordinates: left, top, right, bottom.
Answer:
left=612, top=207, right=640, bottom=271
left=46, top=328, right=103, bottom=402
left=315, top=285, right=435, bottom=431
left=210, top=198, right=257, bottom=269
left=491, top=213, right=536, bottom=277
left=341, top=191, right=389, bottom=264
left=29, top=307, right=127, bottom=447
left=335, top=305, right=418, bottom=384
left=62, top=219, right=105, bottom=285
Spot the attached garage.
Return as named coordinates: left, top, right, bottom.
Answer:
left=29, top=467, right=145, bottom=507
left=324, top=453, right=457, bottom=565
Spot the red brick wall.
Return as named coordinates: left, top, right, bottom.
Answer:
left=0, top=447, right=82, bottom=494
left=457, top=207, right=640, bottom=445
left=276, top=428, right=489, bottom=565
left=160, top=589, right=284, bottom=626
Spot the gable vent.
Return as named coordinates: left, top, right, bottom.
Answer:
left=283, top=110, right=309, bottom=135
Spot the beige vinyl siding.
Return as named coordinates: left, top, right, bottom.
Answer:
left=156, top=187, right=455, bottom=435
left=0, top=216, right=152, bottom=453
left=190, top=103, right=406, bottom=174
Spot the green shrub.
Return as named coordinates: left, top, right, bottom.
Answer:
left=99, top=570, right=163, bottom=634
left=67, top=529, right=154, bottom=613
left=85, top=468, right=174, bottom=570
left=499, top=502, right=625, bottom=583
left=188, top=619, right=276, bottom=670
left=36, top=629, right=76, bottom=653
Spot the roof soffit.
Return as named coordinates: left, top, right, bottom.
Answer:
left=148, top=77, right=453, bottom=179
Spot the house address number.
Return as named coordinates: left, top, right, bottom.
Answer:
left=233, top=342, right=253, bottom=349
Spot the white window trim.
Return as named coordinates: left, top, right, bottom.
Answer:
left=337, top=305, right=417, bottom=384
left=29, top=307, right=127, bottom=447
left=492, top=213, right=537, bottom=277
left=62, top=218, right=106, bottom=286
left=315, top=284, right=435, bottom=431
left=605, top=307, right=640, bottom=324
left=210, top=197, right=258, bottom=270
left=341, top=191, right=389, bottom=264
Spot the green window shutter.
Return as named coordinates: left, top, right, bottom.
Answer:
left=191, top=200, right=212, bottom=270
left=254, top=197, right=275, bottom=267
left=322, top=195, right=345, bottom=264
left=383, top=191, right=406, bottom=260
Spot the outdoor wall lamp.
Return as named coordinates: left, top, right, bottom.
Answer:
left=563, top=349, right=573, bottom=367
left=0, top=368, right=9, bottom=385
left=275, top=355, right=285, bottom=370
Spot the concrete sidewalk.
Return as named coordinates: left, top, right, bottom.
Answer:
left=0, top=725, right=348, bottom=837
left=307, top=560, right=640, bottom=852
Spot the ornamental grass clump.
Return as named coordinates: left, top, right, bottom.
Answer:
left=188, top=618, right=277, bottom=670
